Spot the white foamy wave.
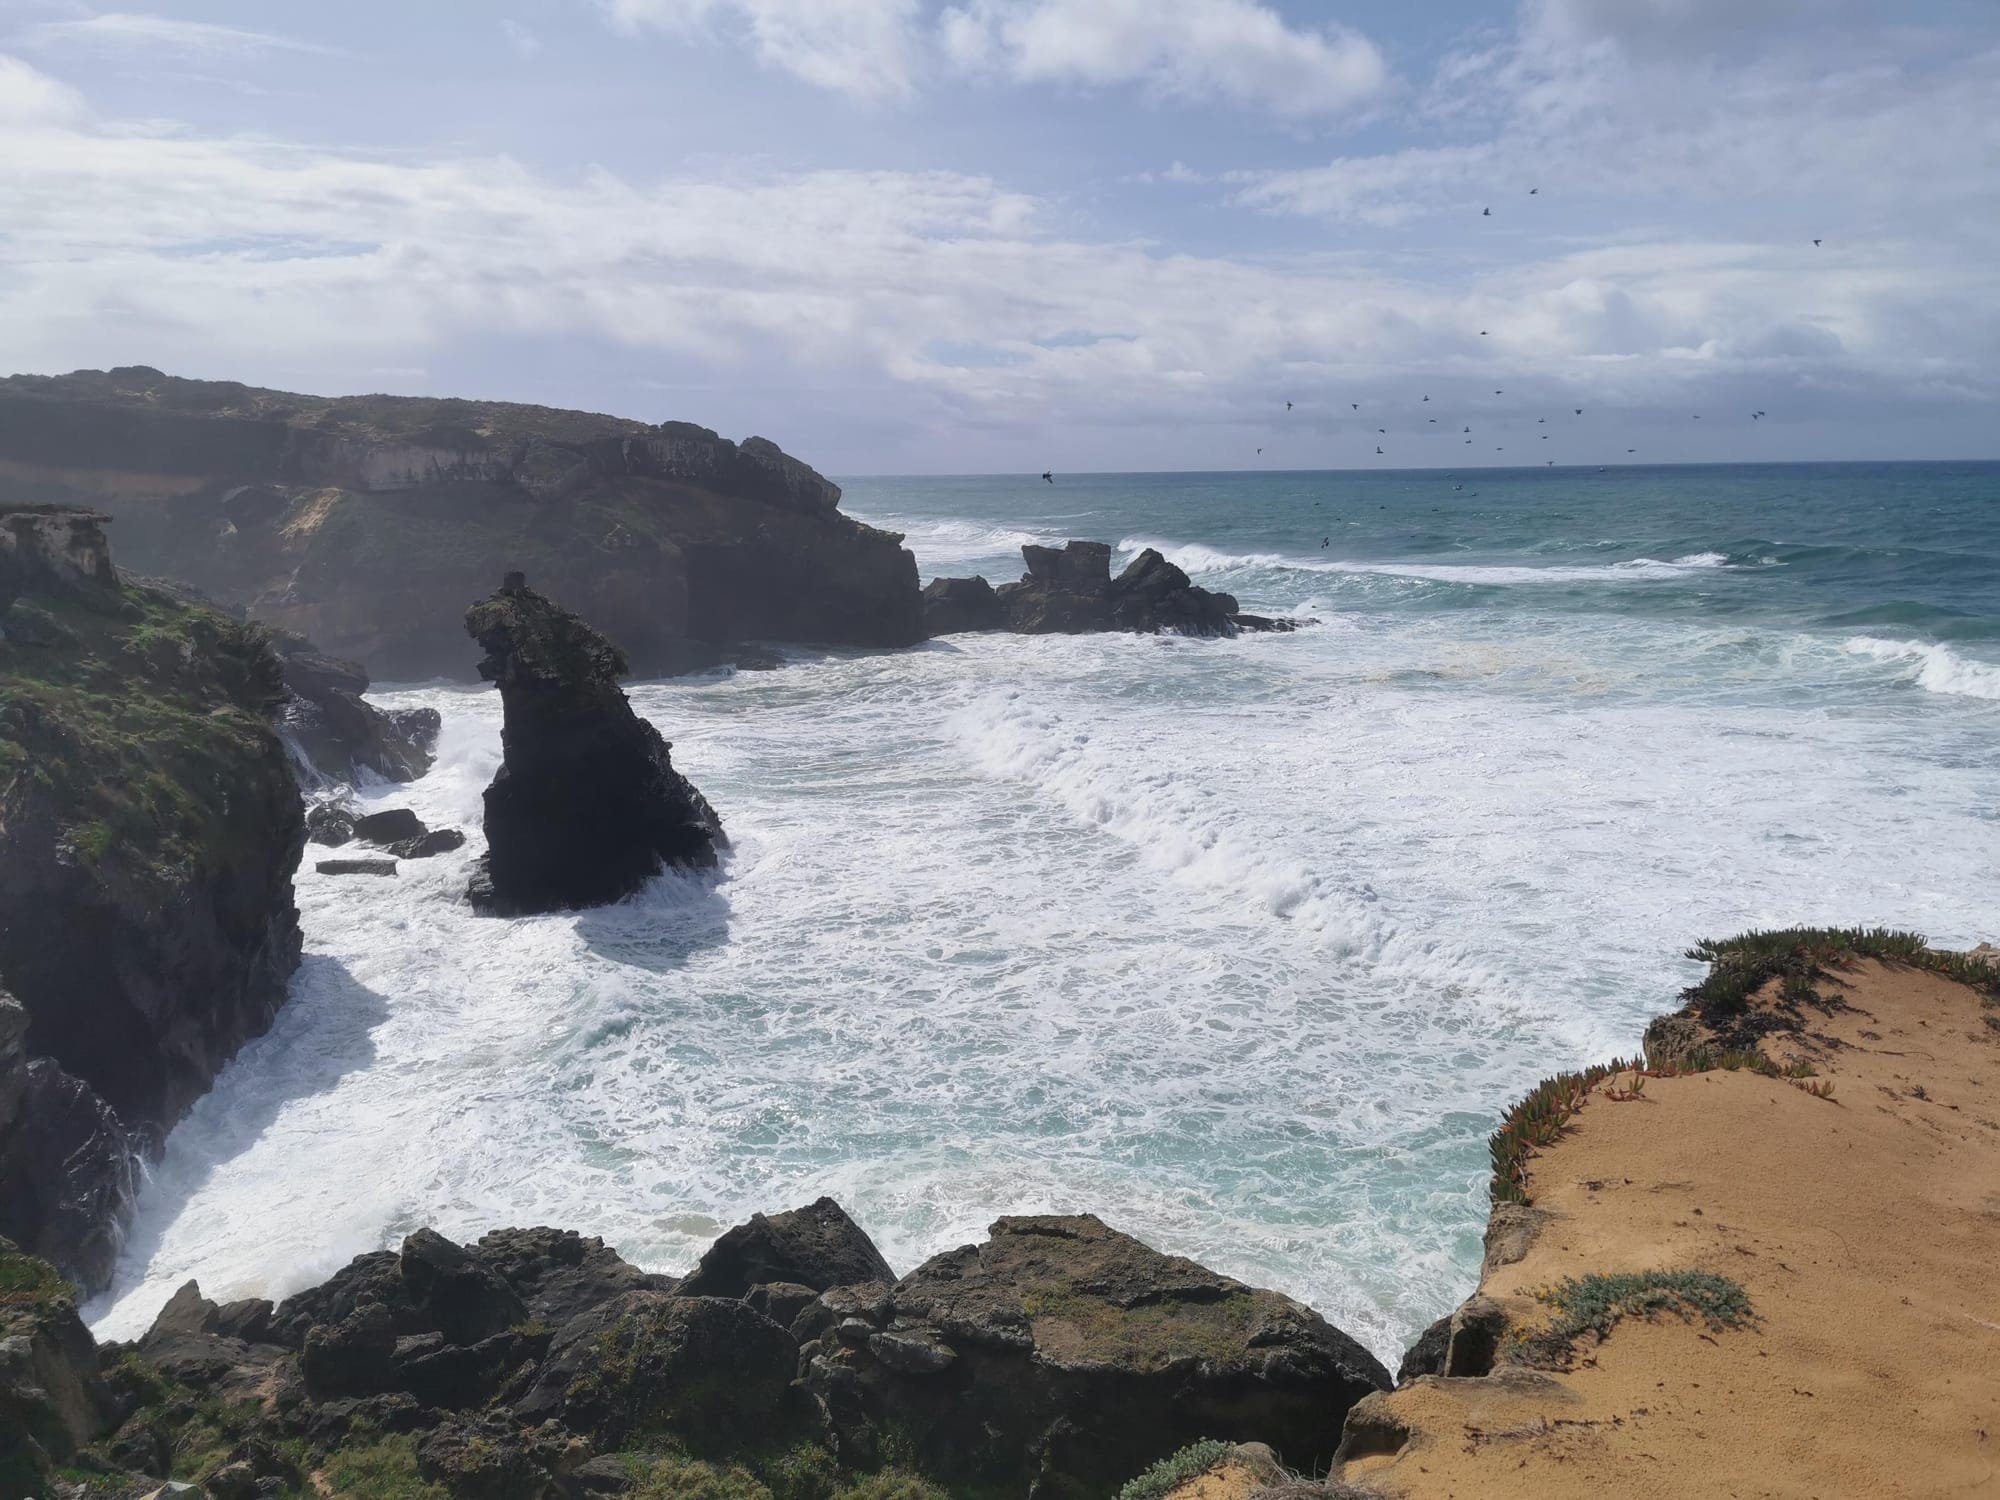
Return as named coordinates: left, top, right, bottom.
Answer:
left=1122, top=537, right=1734, bottom=586
left=864, top=514, right=1043, bottom=568
left=1843, top=637, right=2000, bottom=700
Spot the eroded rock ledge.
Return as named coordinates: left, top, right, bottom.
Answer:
left=924, top=541, right=1298, bottom=639
left=3, top=1205, right=1388, bottom=1500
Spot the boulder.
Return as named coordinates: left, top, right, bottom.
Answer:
left=514, top=1292, right=796, bottom=1449
left=799, top=1214, right=1390, bottom=1497
left=388, top=830, right=466, bottom=860
left=304, top=800, right=357, bottom=848
left=418, top=1412, right=586, bottom=1500
left=301, top=1302, right=396, bottom=1399
left=464, top=575, right=725, bottom=915
left=467, top=1228, right=672, bottom=1330
left=273, top=635, right=433, bottom=786
left=921, top=575, right=1005, bottom=635
left=677, top=1198, right=895, bottom=1300
left=391, top=707, right=444, bottom=755
left=1394, top=1314, right=1452, bottom=1385
left=351, top=809, right=427, bottom=845
left=315, top=859, right=397, bottom=877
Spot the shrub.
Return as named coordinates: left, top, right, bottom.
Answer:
left=1118, top=1440, right=1236, bottom=1500
left=1518, top=1270, right=1755, bottom=1368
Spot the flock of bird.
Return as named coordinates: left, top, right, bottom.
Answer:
left=1032, top=195, right=1817, bottom=488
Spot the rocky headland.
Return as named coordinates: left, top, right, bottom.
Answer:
left=465, top=574, right=724, bottom=915
left=924, top=542, right=1297, bottom=638
left=0, top=508, right=305, bottom=1291
left=0, top=368, right=924, bottom=680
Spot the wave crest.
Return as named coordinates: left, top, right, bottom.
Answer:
left=1843, top=637, right=2000, bottom=701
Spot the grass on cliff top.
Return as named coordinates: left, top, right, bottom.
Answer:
left=0, top=576, right=284, bottom=890
left=1118, top=1441, right=1236, bottom=1500
left=0, top=1242, right=71, bottom=1310
left=1516, top=1270, right=1756, bottom=1369
left=319, top=1435, right=449, bottom=1500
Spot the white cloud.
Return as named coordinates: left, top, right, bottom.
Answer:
left=604, top=0, right=921, bottom=100
left=500, top=19, right=542, bottom=59
left=937, top=0, right=1388, bottom=118
left=0, top=51, right=85, bottom=124
left=18, top=11, right=331, bottom=60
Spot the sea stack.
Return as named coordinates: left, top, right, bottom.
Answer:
left=465, top=573, right=724, bottom=915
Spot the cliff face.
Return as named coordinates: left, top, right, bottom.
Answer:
left=0, top=368, right=923, bottom=681
left=0, top=508, right=305, bottom=1290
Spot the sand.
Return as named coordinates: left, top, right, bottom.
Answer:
left=1336, top=958, right=2000, bottom=1499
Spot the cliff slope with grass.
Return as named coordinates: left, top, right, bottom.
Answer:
left=1319, top=930, right=2000, bottom=1498
left=0, top=508, right=304, bottom=1290
left=0, top=367, right=924, bottom=680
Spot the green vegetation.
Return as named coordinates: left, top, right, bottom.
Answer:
left=1488, top=1059, right=1643, bottom=1206
left=319, top=1435, right=450, bottom=1500
left=1678, top=926, right=1990, bottom=1019
left=1517, top=1270, right=1755, bottom=1368
left=624, top=1447, right=942, bottom=1500
left=1117, top=1441, right=1236, bottom=1500
left=0, top=572, right=286, bottom=897
left=0, top=1243, right=71, bottom=1310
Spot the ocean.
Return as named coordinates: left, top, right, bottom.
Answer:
left=89, top=461, right=2000, bottom=1363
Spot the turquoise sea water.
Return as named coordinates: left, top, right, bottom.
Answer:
left=94, top=462, right=2000, bottom=1363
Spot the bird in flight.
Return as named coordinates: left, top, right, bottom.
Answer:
left=1351, top=403, right=1360, bottom=411
left=1627, top=448, right=1637, bottom=453
left=1378, top=428, right=1387, bottom=434
left=1423, top=394, right=1430, bottom=402
left=1814, top=238, right=1823, bottom=246
left=1546, top=459, right=1554, bottom=466
left=1574, top=408, right=1583, bottom=416
left=1321, top=537, right=1330, bottom=549
left=1480, top=330, right=1489, bottom=336
left=1428, top=418, right=1438, bottom=423
left=1041, top=471, right=1053, bottom=484
left=1256, top=447, right=1263, bottom=455
left=1495, top=390, right=1504, bottom=395
left=1529, top=187, right=1539, bottom=195
left=1483, top=207, right=1491, bottom=216
left=1463, top=426, right=1471, bottom=433
left=1376, top=446, right=1385, bottom=455
left=1538, top=417, right=1546, bottom=423
left=1286, top=401, right=1293, bottom=410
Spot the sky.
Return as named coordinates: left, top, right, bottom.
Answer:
left=1, top=0, right=1997, bottom=473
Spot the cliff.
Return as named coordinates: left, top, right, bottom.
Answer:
left=1320, top=930, right=2000, bottom=1498
left=0, top=367, right=924, bottom=680
left=0, top=508, right=305, bottom=1290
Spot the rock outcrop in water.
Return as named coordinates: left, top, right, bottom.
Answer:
left=466, top=574, right=724, bottom=915
left=926, top=540, right=1297, bottom=638
left=0, top=508, right=304, bottom=1292
left=1, top=1203, right=1391, bottom=1500
left=0, top=367, right=924, bottom=679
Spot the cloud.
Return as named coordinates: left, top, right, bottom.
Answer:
left=17, top=11, right=332, bottom=60
left=500, top=19, right=542, bottom=59
left=604, top=0, right=921, bottom=100
left=938, top=0, right=1387, bottom=118
left=0, top=51, right=85, bottom=123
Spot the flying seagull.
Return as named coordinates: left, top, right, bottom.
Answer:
left=1429, top=418, right=1438, bottom=423
left=1480, top=330, right=1489, bottom=336
left=1376, top=446, right=1384, bottom=455
left=1627, top=448, right=1637, bottom=453
left=1378, top=428, right=1387, bottom=434
left=1529, top=187, right=1539, bottom=195
left=1495, top=390, right=1504, bottom=395
left=1538, top=417, right=1546, bottom=423
left=1256, top=447, right=1263, bottom=455
left=1321, top=537, right=1330, bottom=548
left=1423, top=394, right=1430, bottom=402
left=1286, top=401, right=1293, bottom=410
left=1041, top=471, right=1053, bottom=484
left=1546, top=459, right=1554, bottom=466
left=1483, top=207, right=1491, bottom=216
left=1575, top=408, right=1583, bottom=415
left=1814, top=238, right=1822, bottom=246
left=1463, top=426, right=1471, bottom=433
left=1351, top=403, right=1360, bottom=411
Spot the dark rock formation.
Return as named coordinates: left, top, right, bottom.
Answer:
left=465, top=576, right=724, bottom=915
left=389, top=829, right=466, bottom=860
left=798, top=1214, right=1391, bottom=1496
left=0, top=509, right=304, bottom=1291
left=676, top=1197, right=896, bottom=1300
left=352, top=808, right=426, bottom=845
left=0, top=1238, right=117, bottom=1495
left=270, top=630, right=433, bottom=785
left=928, top=541, right=1299, bottom=639
left=1395, top=1313, right=1453, bottom=1385
left=316, top=859, right=398, bottom=877
left=304, top=798, right=357, bottom=847
left=920, top=574, right=1004, bottom=635
left=0, top=368, right=924, bottom=679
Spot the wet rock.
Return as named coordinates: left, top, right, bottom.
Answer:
left=514, top=1292, right=794, bottom=1449
left=799, top=1214, right=1389, bottom=1498
left=464, top=575, right=724, bottom=915
left=315, top=859, right=397, bottom=877
left=391, top=707, right=443, bottom=755
left=388, top=829, right=466, bottom=860
left=920, top=575, right=1004, bottom=635
left=0, top=1034, right=139, bottom=1290
left=351, top=809, right=426, bottom=846
left=304, top=800, right=357, bottom=848
left=272, top=632, right=432, bottom=786
left=301, top=1303, right=396, bottom=1399
left=677, top=1198, right=894, bottom=1300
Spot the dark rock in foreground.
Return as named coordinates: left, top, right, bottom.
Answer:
left=800, top=1213, right=1391, bottom=1497
left=1, top=1202, right=1393, bottom=1500
left=928, top=540, right=1300, bottom=639
left=271, top=630, right=434, bottom=785
left=465, top=574, right=724, bottom=915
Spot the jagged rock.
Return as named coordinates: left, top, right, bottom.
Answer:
left=304, top=800, right=357, bottom=848
left=388, top=829, right=466, bottom=860
left=0, top=370, right=923, bottom=679
left=302, top=1303, right=397, bottom=1399
left=398, top=1230, right=529, bottom=1346
left=315, top=859, right=397, bottom=877
left=920, top=575, right=1004, bottom=635
left=931, top=540, right=1288, bottom=641
left=466, top=1228, right=672, bottom=1330
left=514, top=1293, right=795, bottom=1449
left=677, top=1198, right=895, bottom=1300
left=744, top=1281, right=820, bottom=1331
left=391, top=707, right=443, bottom=754
left=272, top=633, right=432, bottom=786
left=464, top=576, right=724, bottom=915
left=0, top=1239, right=117, bottom=1491
left=1395, top=1314, right=1452, bottom=1385
left=799, top=1214, right=1390, bottom=1496
left=0, top=516, right=304, bottom=1292
left=418, top=1412, right=586, bottom=1500
left=351, top=809, right=426, bottom=845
